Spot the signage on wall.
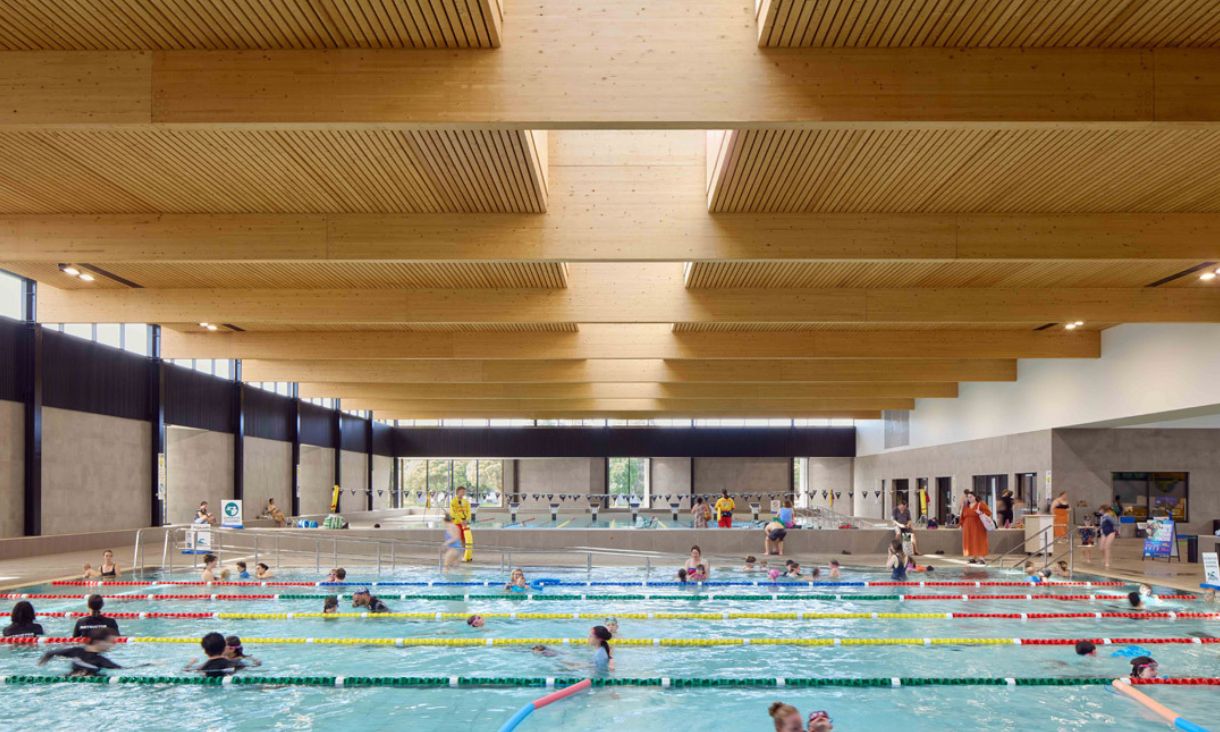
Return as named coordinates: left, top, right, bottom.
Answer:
left=221, top=499, right=244, bottom=529
left=1142, top=517, right=1178, bottom=560
left=1203, top=552, right=1220, bottom=585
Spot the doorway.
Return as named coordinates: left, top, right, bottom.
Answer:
left=1014, top=472, right=1036, bottom=517
left=972, top=474, right=1008, bottom=511
left=936, top=477, right=953, bottom=524
left=891, top=478, right=910, bottom=518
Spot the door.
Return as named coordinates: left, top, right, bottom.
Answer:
left=936, top=477, right=953, bottom=523
left=891, top=478, right=910, bottom=519
left=972, top=474, right=1008, bottom=511
left=1015, top=472, right=1036, bottom=519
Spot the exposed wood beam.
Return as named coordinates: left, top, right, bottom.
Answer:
left=38, top=267, right=1220, bottom=324
left=162, top=325, right=1098, bottom=361
left=298, top=381, right=960, bottom=400
left=382, top=409, right=884, bottom=420
left=244, top=358, right=1016, bottom=383
left=344, top=397, right=914, bottom=413
left=4, top=212, right=1217, bottom=262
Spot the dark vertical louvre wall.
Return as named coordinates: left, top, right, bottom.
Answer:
left=243, top=387, right=295, bottom=442
left=299, top=402, right=335, bottom=447
left=371, top=421, right=395, bottom=457
left=0, top=318, right=22, bottom=402
left=163, top=364, right=233, bottom=432
left=41, top=330, right=148, bottom=420
left=340, top=415, right=369, bottom=452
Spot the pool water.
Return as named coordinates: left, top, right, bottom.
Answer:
left=2, top=565, right=1218, bottom=731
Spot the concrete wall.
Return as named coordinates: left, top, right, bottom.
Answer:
left=652, top=457, right=692, bottom=507
left=0, top=400, right=22, bottom=538
left=41, top=407, right=150, bottom=535
left=372, top=455, right=394, bottom=510
left=244, top=436, right=292, bottom=520
left=340, top=449, right=368, bottom=510
left=859, top=324, right=1220, bottom=456
left=805, top=457, right=853, bottom=512
left=693, top=457, right=790, bottom=505
left=166, top=426, right=233, bottom=525
left=514, top=458, right=606, bottom=507
left=853, top=430, right=1052, bottom=520
left=299, top=445, right=335, bottom=516
left=1052, top=428, right=1220, bottom=534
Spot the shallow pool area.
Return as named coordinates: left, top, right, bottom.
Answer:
left=3, top=565, right=1219, bottom=731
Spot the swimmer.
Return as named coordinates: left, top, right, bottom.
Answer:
left=768, top=701, right=802, bottom=732
left=886, top=539, right=907, bottom=581
left=219, top=568, right=232, bottom=581
left=322, top=595, right=340, bottom=615
left=1129, top=656, right=1158, bottom=679
left=255, top=562, right=273, bottom=580
left=590, top=625, right=614, bottom=673
left=1053, top=560, right=1071, bottom=579
left=531, top=644, right=557, bottom=657
left=1075, top=640, right=1097, bottom=656
left=201, top=554, right=219, bottom=582
left=807, top=710, right=833, bottom=732
left=743, top=555, right=758, bottom=571
left=442, top=513, right=462, bottom=571
left=224, top=635, right=262, bottom=667
left=38, top=627, right=121, bottom=677
left=73, top=594, right=120, bottom=637
left=684, top=546, right=710, bottom=577
left=1128, top=591, right=1145, bottom=611
left=99, top=549, right=119, bottom=578
left=688, top=563, right=708, bottom=581
left=603, top=617, right=619, bottom=637
left=81, top=563, right=101, bottom=580
left=235, top=561, right=250, bottom=580
left=467, top=614, right=485, bottom=629
left=1204, top=589, right=1216, bottom=605
left=352, top=588, right=390, bottom=613
left=327, top=567, right=347, bottom=583
left=1139, top=583, right=1154, bottom=597
left=505, top=568, right=529, bottom=592
left=904, top=556, right=934, bottom=573
left=828, top=560, right=841, bottom=579
left=810, top=566, right=821, bottom=578
left=186, top=632, right=246, bottom=677
left=3, top=600, right=44, bottom=638
left=785, top=560, right=804, bottom=579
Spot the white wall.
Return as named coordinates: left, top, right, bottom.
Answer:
left=41, top=407, right=150, bottom=535
left=859, top=324, right=1220, bottom=456
left=0, top=399, right=22, bottom=537
left=805, top=457, right=853, bottom=511
left=166, top=426, right=233, bottom=524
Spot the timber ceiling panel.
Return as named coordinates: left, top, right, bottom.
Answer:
left=0, top=129, right=546, bottom=214
left=707, top=128, right=1220, bottom=213
left=683, top=261, right=1207, bottom=289
left=0, top=0, right=503, bottom=49
left=670, top=322, right=1111, bottom=333
left=215, top=323, right=582, bottom=333
left=756, top=0, right=1220, bottom=48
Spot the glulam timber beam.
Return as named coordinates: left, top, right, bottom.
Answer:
left=243, top=358, right=1016, bottom=384
left=3, top=213, right=1216, bottom=263
left=2, top=0, right=1218, bottom=127
left=343, top=397, right=914, bottom=413
left=297, top=381, right=959, bottom=400
left=38, top=273, right=1220, bottom=325
left=161, top=326, right=1098, bottom=361
left=381, top=409, right=884, bottom=420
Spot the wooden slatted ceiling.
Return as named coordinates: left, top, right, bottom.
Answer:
left=671, top=322, right=1109, bottom=333
left=683, top=261, right=1207, bottom=289
left=0, top=0, right=502, bottom=49
left=0, top=129, right=546, bottom=214
left=193, top=323, right=582, bottom=333
left=706, top=128, right=1220, bottom=213
left=756, top=0, right=1220, bottom=47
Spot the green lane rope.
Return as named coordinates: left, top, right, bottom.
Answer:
left=2, top=675, right=1217, bottom=689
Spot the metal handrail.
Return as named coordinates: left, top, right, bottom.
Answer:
left=993, top=522, right=1056, bottom=568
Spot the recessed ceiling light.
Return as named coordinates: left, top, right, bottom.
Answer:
left=206, top=324, right=219, bottom=331
left=1202, top=271, right=1217, bottom=281
left=1064, top=323, right=1078, bottom=330
left=1074, top=321, right=1084, bottom=326
left=199, top=322, right=210, bottom=327
left=59, top=264, right=80, bottom=277
left=78, top=273, right=95, bottom=282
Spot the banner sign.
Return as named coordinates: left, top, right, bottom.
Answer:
left=221, top=499, right=243, bottom=529
left=1142, top=517, right=1178, bottom=560
left=1203, top=552, right=1219, bottom=585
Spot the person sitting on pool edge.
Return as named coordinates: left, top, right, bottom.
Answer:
left=352, top=588, right=390, bottom=613
left=38, top=627, right=121, bottom=677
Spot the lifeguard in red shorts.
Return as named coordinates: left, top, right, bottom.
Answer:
left=714, top=490, right=736, bottom=528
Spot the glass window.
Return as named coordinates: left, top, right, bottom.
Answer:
left=123, top=324, right=150, bottom=355
left=1112, top=472, right=1189, bottom=522
left=0, top=271, right=22, bottom=320
left=475, top=459, right=503, bottom=507
left=63, top=323, right=92, bottom=340
left=427, top=459, right=453, bottom=504
left=96, top=323, right=121, bottom=349
left=608, top=457, right=650, bottom=508
left=400, top=459, right=428, bottom=506
left=214, top=359, right=232, bottom=380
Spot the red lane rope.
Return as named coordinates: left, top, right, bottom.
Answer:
left=53, top=580, right=1128, bottom=588
left=0, top=592, right=1198, bottom=602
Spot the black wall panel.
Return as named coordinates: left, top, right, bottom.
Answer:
left=0, top=317, right=22, bottom=402
left=299, top=401, right=335, bottom=448
left=371, top=421, right=395, bottom=457
left=394, top=427, right=855, bottom=458
left=164, top=364, right=234, bottom=432
left=42, top=330, right=148, bottom=421
left=244, top=387, right=295, bottom=442
left=340, top=414, right=369, bottom=453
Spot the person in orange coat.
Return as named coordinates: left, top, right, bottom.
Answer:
left=960, top=490, right=993, bottom=565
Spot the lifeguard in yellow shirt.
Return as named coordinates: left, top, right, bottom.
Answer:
left=714, top=490, right=736, bottom=528
left=449, top=485, right=474, bottom=562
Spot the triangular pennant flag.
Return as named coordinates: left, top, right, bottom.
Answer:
left=821, top=490, right=828, bottom=499
left=834, top=492, right=841, bottom=499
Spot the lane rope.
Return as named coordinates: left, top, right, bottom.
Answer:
left=50, top=580, right=1126, bottom=588
left=10, top=611, right=1219, bottom=622
left=0, top=675, right=1217, bottom=688
left=5, top=635, right=1219, bottom=648
left=0, top=592, right=1195, bottom=603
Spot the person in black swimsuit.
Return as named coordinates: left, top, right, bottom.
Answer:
left=38, top=627, right=122, bottom=677
left=99, top=549, right=119, bottom=578
left=187, top=632, right=247, bottom=678
left=3, top=601, right=44, bottom=638
left=352, top=588, right=390, bottom=613
left=73, top=595, right=120, bottom=638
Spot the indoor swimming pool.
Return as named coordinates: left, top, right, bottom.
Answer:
left=2, top=565, right=1217, bottom=731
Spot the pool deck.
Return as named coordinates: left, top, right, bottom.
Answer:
left=0, top=534, right=1213, bottom=595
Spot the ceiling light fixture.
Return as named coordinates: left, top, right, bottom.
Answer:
left=1064, top=321, right=1083, bottom=330
left=1202, top=271, right=1218, bottom=281
left=58, top=264, right=80, bottom=277
left=199, top=322, right=210, bottom=327
left=78, top=273, right=95, bottom=282
left=206, top=324, right=219, bottom=331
